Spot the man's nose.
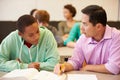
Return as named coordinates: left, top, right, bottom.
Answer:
left=80, top=25, right=84, bottom=34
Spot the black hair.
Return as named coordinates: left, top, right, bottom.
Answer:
left=30, top=9, right=37, bottom=16
left=64, top=4, right=76, bottom=17
left=81, top=5, right=107, bottom=26
left=16, top=15, right=37, bottom=33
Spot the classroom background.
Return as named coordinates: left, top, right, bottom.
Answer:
left=0, top=0, right=120, bottom=43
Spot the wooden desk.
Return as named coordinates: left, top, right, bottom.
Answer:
left=67, top=71, right=120, bottom=80
left=0, top=71, right=120, bottom=80
left=0, top=72, right=7, bottom=77
left=58, top=47, right=74, bottom=63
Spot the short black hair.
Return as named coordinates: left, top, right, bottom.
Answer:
left=64, top=4, right=76, bottom=17
left=16, top=15, right=37, bottom=33
left=81, top=5, right=107, bottom=26
left=30, top=9, right=37, bottom=16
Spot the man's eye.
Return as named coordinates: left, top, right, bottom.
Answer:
left=83, top=23, right=87, bottom=26
left=82, top=23, right=87, bottom=26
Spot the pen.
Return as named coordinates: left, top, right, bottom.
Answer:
left=82, top=59, right=87, bottom=67
left=59, top=64, right=65, bottom=75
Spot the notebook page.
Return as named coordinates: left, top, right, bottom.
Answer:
left=2, top=68, right=38, bottom=80
left=32, top=70, right=66, bottom=80
left=67, top=74, right=97, bottom=80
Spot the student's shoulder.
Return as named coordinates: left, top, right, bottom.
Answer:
left=1, top=30, right=19, bottom=43
left=58, top=21, right=66, bottom=26
left=59, top=21, right=66, bottom=24
left=47, top=25, right=57, bottom=31
left=71, top=22, right=80, bottom=31
left=74, top=22, right=81, bottom=27
left=39, top=26, right=50, bottom=31
left=5, top=30, right=18, bottom=39
left=39, top=26, right=53, bottom=35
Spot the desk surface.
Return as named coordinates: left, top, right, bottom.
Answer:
left=0, top=71, right=120, bottom=80
left=0, top=72, right=6, bottom=77
left=58, top=47, right=74, bottom=56
left=67, top=71, right=120, bottom=80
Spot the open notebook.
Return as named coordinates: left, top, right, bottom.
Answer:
left=0, top=68, right=66, bottom=80
left=0, top=68, right=97, bottom=80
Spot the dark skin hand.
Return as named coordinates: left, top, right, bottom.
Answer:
left=16, top=58, right=21, bottom=63
left=28, top=62, right=40, bottom=70
left=16, top=58, right=40, bottom=70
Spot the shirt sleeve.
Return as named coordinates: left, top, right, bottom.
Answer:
left=68, top=35, right=85, bottom=70
left=105, top=33, right=120, bottom=74
left=0, top=33, right=28, bottom=72
left=40, top=30, right=60, bottom=71
left=64, top=23, right=81, bottom=45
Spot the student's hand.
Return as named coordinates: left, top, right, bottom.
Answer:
left=16, top=58, right=21, bottom=63
left=28, top=62, right=40, bottom=70
left=67, top=42, right=76, bottom=48
left=64, top=34, right=69, bottom=37
left=54, top=63, right=65, bottom=75
left=62, top=34, right=69, bottom=41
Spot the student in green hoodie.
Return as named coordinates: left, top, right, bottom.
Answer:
left=0, top=15, right=59, bottom=72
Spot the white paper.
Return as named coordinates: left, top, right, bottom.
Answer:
left=67, top=74, right=97, bottom=80
left=32, top=70, right=66, bottom=80
left=2, top=68, right=66, bottom=80
left=3, top=68, right=38, bottom=80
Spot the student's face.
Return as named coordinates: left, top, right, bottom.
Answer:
left=81, top=13, right=98, bottom=38
left=63, top=8, right=72, bottom=19
left=19, top=22, right=40, bottom=45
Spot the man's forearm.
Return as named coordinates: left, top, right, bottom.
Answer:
left=81, top=64, right=112, bottom=74
left=64, top=62, right=74, bottom=72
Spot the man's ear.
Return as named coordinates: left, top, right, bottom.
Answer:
left=96, top=23, right=102, bottom=29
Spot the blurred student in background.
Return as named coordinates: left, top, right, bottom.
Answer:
left=58, top=4, right=77, bottom=41
left=64, top=22, right=81, bottom=48
left=35, top=10, right=63, bottom=47
left=30, top=9, right=38, bottom=17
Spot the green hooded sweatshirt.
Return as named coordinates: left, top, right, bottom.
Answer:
left=0, top=27, right=60, bottom=72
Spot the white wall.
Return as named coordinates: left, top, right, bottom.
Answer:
left=0, top=0, right=119, bottom=21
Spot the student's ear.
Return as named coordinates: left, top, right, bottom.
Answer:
left=18, top=31, right=23, bottom=37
